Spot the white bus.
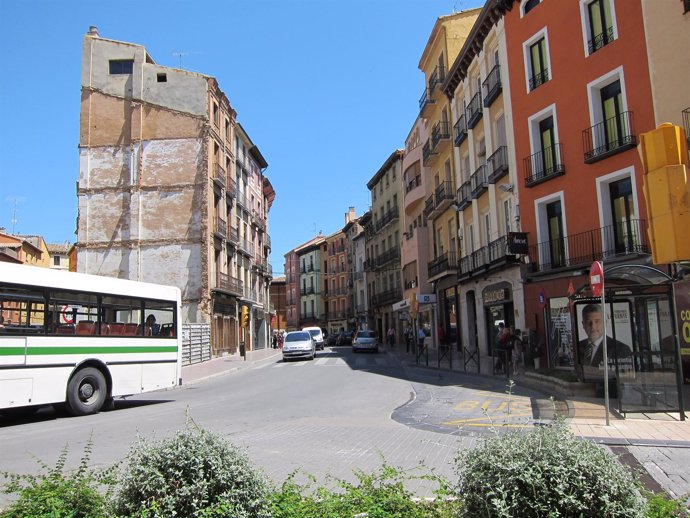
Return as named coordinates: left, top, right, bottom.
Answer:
left=0, top=262, right=182, bottom=416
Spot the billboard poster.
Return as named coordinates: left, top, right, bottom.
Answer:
left=673, top=278, right=690, bottom=383
left=575, top=301, right=634, bottom=381
left=547, top=297, right=574, bottom=367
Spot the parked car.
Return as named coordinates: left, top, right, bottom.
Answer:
left=302, top=326, right=325, bottom=350
left=282, top=331, right=316, bottom=361
left=352, top=330, right=378, bottom=353
left=327, top=332, right=339, bottom=346
left=337, top=330, right=354, bottom=346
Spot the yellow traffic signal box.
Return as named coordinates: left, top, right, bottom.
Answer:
left=241, top=306, right=249, bottom=328
left=638, top=123, right=690, bottom=264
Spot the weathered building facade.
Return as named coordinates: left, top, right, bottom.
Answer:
left=77, top=27, right=274, bottom=355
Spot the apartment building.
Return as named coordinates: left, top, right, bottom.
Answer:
left=400, top=118, right=432, bottom=330
left=295, top=236, right=326, bottom=329
left=323, top=227, right=349, bottom=335
left=501, top=0, right=688, bottom=402
left=77, top=27, right=274, bottom=357
left=0, top=232, right=49, bottom=266
left=269, top=276, right=287, bottom=333
left=345, top=210, right=368, bottom=331
left=418, top=9, right=481, bottom=350
left=47, top=243, right=72, bottom=270
left=365, top=150, right=404, bottom=340
left=284, top=250, right=300, bottom=331
left=442, top=2, right=522, bottom=373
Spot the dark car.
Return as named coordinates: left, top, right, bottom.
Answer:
left=337, top=330, right=354, bottom=346
left=327, top=332, right=339, bottom=346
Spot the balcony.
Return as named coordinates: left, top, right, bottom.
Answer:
left=214, top=216, right=227, bottom=240
left=487, top=146, right=509, bottom=183
left=456, top=181, right=472, bottom=211
left=419, top=88, right=435, bottom=116
left=466, top=91, right=483, bottom=129
left=264, top=234, right=271, bottom=250
left=235, top=191, right=249, bottom=211
left=213, top=163, right=226, bottom=188
left=458, top=236, right=519, bottom=281
left=428, top=64, right=446, bottom=98
left=251, top=210, right=267, bottom=232
left=299, top=312, right=319, bottom=324
left=365, top=247, right=401, bottom=272
left=427, top=251, right=457, bottom=280
left=483, top=64, right=502, bottom=107
left=227, top=226, right=239, bottom=245
left=434, top=180, right=455, bottom=214
left=225, top=175, right=237, bottom=199
left=214, top=271, right=243, bottom=297
left=527, top=219, right=649, bottom=274
left=422, top=140, right=436, bottom=166
left=238, top=238, right=254, bottom=257
left=523, top=143, right=565, bottom=187
left=431, top=120, right=451, bottom=152
left=582, top=111, right=636, bottom=163
left=454, top=113, right=468, bottom=146
left=529, top=68, right=549, bottom=91
left=423, top=195, right=435, bottom=219
left=588, top=25, right=614, bottom=55
left=372, top=206, right=399, bottom=233
left=300, top=286, right=318, bottom=296
left=371, top=287, right=402, bottom=307
left=470, top=164, right=488, bottom=199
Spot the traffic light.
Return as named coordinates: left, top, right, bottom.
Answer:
left=638, top=123, right=690, bottom=264
left=241, top=306, right=249, bottom=328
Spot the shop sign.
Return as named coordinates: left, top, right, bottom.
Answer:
left=417, top=294, right=437, bottom=304
left=392, top=299, right=410, bottom=312
left=483, top=289, right=508, bottom=305
left=507, top=232, right=529, bottom=255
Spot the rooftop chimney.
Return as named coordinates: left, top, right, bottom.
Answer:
left=345, top=206, right=356, bottom=224
left=87, top=26, right=100, bottom=37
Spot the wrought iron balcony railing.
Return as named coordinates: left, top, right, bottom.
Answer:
left=470, top=164, right=488, bottom=199
left=431, top=120, right=451, bottom=150
left=419, top=88, right=435, bottom=113
left=523, top=143, right=565, bottom=187
left=582, top=111, right=636, bottom=163
left=215, top=271, right=243, bottom=296
left=213, top=163, right=226, bottom=187
left=483, top=64, right=502, bottom=107
left=466, top=91, right=483, bottom=129
left=588, top=26, right=614, bottom=55
left=527, top=219, right=649, bottom=273
left=529, top=67, right=549, bottom=91
left=214, top=216, right=227, bottom=239
left=456, top=181, right=472, bottom=211
left=454, top=113, right=468, bottom=146
left=428, top=65, right=446, bottom=96
left=428, top=251, right=457, bottom=279
left=487, top=146, right=509, bottom=183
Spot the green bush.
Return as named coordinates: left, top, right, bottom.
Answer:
left=269, top=464, right=461, bottom=518
left=0, top=440, right=114, bottom=518
left=455, top=420, right=646, bottom=517
left=114, top=425, right=270, bottom=518
left=645, top=492, right=690, bottom=517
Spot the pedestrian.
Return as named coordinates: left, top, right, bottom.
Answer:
left=417, top=326, right=426, bottom=352
left=272, top=333, right=277, bottom=349
left=437, top=325, right=446, bottom=348
left=404, top=325, right=412, bottom=353
left=387, top=326, right=396, bottom=348
left=512, top=329, right=524, bottom=376
left=494, top=322, right=507, bottom=373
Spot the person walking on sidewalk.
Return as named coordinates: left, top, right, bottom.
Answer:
left=387, top=326, right=396, bottom=348
left=511, top=329, right=524, bottom=377
left=417, top=326, right=426, bottom=353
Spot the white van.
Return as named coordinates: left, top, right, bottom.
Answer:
left=302, top=326, right=325, bottom=350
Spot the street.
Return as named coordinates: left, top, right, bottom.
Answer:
left=1, top=346, right=688, bottom=508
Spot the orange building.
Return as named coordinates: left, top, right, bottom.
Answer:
left=504, top=0, right=677, bottom=377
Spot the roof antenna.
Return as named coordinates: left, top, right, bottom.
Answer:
left=10, top=198, right=18, bottom=234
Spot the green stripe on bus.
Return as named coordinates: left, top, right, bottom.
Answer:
left=0, top=346, right=178, bottom=355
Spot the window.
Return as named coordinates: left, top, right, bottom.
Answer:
left=523, top=0, right=541, bottom=15
left=545, top=200, right=565, bottom=268
left=53, top=256, right=60, bottom=266
left=503, top=199, right=512, bottom=234
left=596, top=169, right=642, bottom=256
left=157, top=73, right=167, bottom=83
left=585, top=0, right=615, bottom=54
left=109, top=59, right=133, bottom=75
left=528, top=37, right=549, bottom=90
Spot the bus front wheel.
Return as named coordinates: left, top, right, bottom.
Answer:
left=66, top=367, right=107, bottom=416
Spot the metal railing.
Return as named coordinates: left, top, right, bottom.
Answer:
left=466, top=91, right=483, bottom=129
left=524, top=143, right=565, bottom=187
left=527, top=219, right=650, bottom=273
left=529, top=67, right=549, bottom=91
left=487, top=146, right=509, bottom=183
left=470, top=164, right=488, bottom=199
left=483, top=64, right=502, bottom=107
left=428, top=64, right=446, bottom=95
left=456, top=181, right=472, bottom=211
left=214, top=163, right=226, bottom=187
left=431, top=120, right=451, bottom=150
left=215, top=216, right=227, bottom=238
left=454, top=113, right=468, bottom=146
left=215, top=271, right=243, bottom=296
left=583, top=111, right=636, bottom=163
left=428, top=251, right=457, bottom=278
left=588, top=25, right=614, bottom=54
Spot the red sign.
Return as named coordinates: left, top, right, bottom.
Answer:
left=590, top=261, right=604, bottom=297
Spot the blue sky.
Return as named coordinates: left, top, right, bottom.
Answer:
left=0, top=0, right=482, bottom=275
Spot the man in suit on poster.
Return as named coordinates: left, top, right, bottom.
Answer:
left=578, top=303, right=632, bottom=368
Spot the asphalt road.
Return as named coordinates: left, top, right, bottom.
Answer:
left=1, top=347, right=685, bottom=507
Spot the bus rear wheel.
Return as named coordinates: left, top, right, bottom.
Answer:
left=66, top=367, right=107, bottom=416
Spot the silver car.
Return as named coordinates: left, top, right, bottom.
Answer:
left=352, top=330, right=378, bottom=353
left=282, top=331, right=316, bottom=361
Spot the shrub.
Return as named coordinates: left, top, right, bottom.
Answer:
left=0, top=440, right=114, bottom=518
left=114, top=425, right=270, bottom=518
left=269, top=463, right=461, bottom=518
left=645, top=491, right=690, bottom=517
left=455, top=420, right=647, bottom=517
